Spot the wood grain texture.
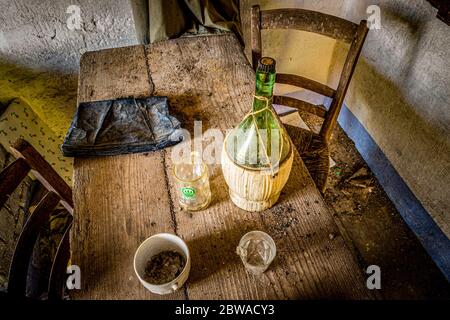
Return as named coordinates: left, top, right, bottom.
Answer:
left=146, top=34, right=374, bottom=299
left=48, top=215, right=73, bottom=300
left=260, top=8, right=358, bottom=43
left=1, top=139, right=73, bottom=299
left=320, top=21, right=369, bottom=142
left=10, top=139, right=73, bottom=213
left=77, top=46, right=154, bottom=102
left=72, top=45, right=184, bottom=300
left=73, top=34, right=374, bottom=300
left=8, top=191, right=61, bottom=297
left=276, top=73, right=336, bottom=98
left=273, top=95, right=327, bottom=118
left=0, top=158, right=30, bottom=208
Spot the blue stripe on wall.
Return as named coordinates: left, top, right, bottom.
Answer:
left=338, top=105, right=450, bottom=282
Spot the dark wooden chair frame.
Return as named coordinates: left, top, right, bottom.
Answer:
left=0, top=139, right=73, bottom=300
left=251, top=5, right=369, bottom=144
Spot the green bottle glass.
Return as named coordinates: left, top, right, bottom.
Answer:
left=225, top=57, right=291, bottom=171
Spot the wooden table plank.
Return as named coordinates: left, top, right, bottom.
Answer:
left=72, top=35, right=374, bottom=299
left=146, top=34, right=373, bottom=299
left=72, top=46, right=184, bottom=299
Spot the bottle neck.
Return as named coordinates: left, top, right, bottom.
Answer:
left=254, top=70, right=275, bottom=111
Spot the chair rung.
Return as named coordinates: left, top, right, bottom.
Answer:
left=276, top=73, right=336, bottom=98
left=10, top=139, right=74, bottom=213
left=273, top=95, right=327, bottom=118
left=0, top=158, right=31, bottom=208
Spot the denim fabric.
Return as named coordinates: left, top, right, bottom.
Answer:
left=62, top=97, right=183, bottom=157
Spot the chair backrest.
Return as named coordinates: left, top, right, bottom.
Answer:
left=0, top=138, right=73, bottom=300
left=251, top=5, right=369, bottom=143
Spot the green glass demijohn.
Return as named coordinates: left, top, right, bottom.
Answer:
left=225, top=57, right=291, bottom=173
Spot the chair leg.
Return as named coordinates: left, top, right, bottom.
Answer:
left=48, top=215, right=73, bottom=300
left=7, top=191, right=60, bottom=298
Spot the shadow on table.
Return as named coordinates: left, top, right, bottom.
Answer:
left=184, top=223, right=255, bottom=287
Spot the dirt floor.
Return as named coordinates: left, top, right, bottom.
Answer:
left=299, top=111, right=450, bottom=299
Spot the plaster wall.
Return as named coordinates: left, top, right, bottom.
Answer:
left=241, top=0, right=450, bottom=237
left=0, top=0, right=141, bottom=138
left=331, top=0, right=450, bottom=237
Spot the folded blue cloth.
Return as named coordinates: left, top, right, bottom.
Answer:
left=62, top=97, right=183, bottom=157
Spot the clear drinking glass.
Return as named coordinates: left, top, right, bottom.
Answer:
left=236, top=231, right=276, bottom=275
left=173, top=152, right=211, bottom=211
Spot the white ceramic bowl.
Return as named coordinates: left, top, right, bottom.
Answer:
left=133, top=233, right=191, bottom=295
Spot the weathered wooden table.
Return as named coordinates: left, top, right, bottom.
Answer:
left=71, top=33, right=374, bottom=300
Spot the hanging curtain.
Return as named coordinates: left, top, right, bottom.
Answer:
left=148, top=0, right=242, bottom=43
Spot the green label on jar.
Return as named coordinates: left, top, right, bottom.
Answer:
left=181, top=187, right=196, bottom=199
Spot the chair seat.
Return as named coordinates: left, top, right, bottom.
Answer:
left=285, top=124, right=330, bottom=193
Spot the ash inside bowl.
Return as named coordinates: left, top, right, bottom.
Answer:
left=144, top=250, right=186, bottom=285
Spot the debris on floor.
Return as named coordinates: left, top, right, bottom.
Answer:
left=298, top=110, right=450, bottom=299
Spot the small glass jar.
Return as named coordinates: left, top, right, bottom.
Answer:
left=173, top=152, right=211, bottom=211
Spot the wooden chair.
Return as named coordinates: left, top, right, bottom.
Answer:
left=250, top=5, right=369, bottom=192
left=0, top=139, right=73, bottom=300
